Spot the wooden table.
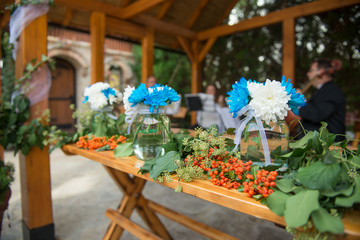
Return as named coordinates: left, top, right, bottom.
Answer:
left=61, top=144, right=360, bottom=240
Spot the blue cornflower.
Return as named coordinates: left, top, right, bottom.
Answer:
left=144, top=86, right=168, bottom=113
left=129, top=83, right=180, bottom=113
left=128, top=83, right=148, bottom=106
left=227, top=77, right=250, bottom=117
left=164, top=86, right=180, bottom=104
left=281, top=76, right=306, bottom=115
left=82, top=96, right=89, bottom=104
left=101, top=87, right=116, bottom=98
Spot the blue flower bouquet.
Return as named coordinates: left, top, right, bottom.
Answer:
left=227, top=76, right=306, bottom=165
left=123, top=83, right=180, bottom=160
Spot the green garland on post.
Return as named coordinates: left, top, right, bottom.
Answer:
left=0, top=32, right=74, bottom=155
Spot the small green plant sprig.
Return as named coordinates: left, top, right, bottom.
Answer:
left=265, top=123, right=360, bottom=239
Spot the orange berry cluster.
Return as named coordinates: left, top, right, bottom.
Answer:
left=242, top=169, right=277, bottom=198
left=185, top=147, right=277, bottom=199
left=76, top=135, right=127, bottom=150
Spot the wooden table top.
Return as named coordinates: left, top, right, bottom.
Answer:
left=61, top=144, right=360, bottom=237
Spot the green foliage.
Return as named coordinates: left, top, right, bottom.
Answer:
left=264, top=123, right=360, bottom=237
left=114, top=143, right=134, bottom=157
left=0, top=161, right=14, bottom=204
left=0, top=30, right=72, bottom=155
left=139, top=151, right=179, bottom=182
left=72, top=103, right=127, bottom=138
left=204, top=1, right=360, bottom=110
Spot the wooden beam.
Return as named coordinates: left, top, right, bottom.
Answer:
left=120, top=0, right=131, bottom=7
left=191, top=41, right=202, bottom=125
left=106, top=209, right=162, bottom=240
left=121, top=0, right=166, bottom=19
left=90, top=12, right=105, bottom=84
left=177, top=36, right=194, bottom=62
left=15, top=14, right=55, bottom=239
left=215, top=0, right=238, bottom=26
left=172, top=0, right=209, bottom=49
left=106, top=16, right=146, bottom=39
left=282, top=18, right=295, bottom=84
left=148, top=201, right=239, bottom=240
left=197, top=0, right=360, bottom=40
left=55, top=0, right=124, bottom=18
left=186, top=0, right=210, bottom=28
left=132, top=14, right=196, bottom=39
left=54, top=0, right=196, bottom=40
left=157, top=0, right=173, bottom=19
left=62, top=8, right=73, bottom=26
left=141, top=27, right=154, bottom=84
left=197, top=37, right=217, bottom=62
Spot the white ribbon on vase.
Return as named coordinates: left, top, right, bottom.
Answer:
left=97, top=106, right=117, bottom=120
left=9, top=2, right=50, bottom=59
left=233, top=105, right=271, bottom=166
left=126, top=106, right=165, bottom=135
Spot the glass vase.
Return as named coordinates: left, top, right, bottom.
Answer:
left=240, top=119, right=289, bottom=164
left=132, top=106, right=171, bottom=160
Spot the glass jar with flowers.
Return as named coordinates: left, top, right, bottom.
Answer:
left=227, top=76, right=306, bottom=165
left=80, top=82, right=123, bottom=137
left=123, top=84, right=180, bottom=160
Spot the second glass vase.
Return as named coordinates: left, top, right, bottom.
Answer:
left=132, top=106, right=171, bottom=160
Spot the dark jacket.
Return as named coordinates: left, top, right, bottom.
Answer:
left=299, top=81, right=346, bottom=142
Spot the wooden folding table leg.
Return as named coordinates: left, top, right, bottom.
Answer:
left=102, top=167, right=171, bottom=240
left=106, top=209, right=162, bottom=240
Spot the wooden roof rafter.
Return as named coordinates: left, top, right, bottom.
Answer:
left=156, top=0, right=174, bottom=19
left=172, top=0, right=210, bottom=49
left=54, top=0, right=197, bottom=40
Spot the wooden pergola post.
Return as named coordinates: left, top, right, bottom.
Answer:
left=282, top=17, right=295, bottom=84
left=90, top=11, right=106, bottom=83
left=15, top=14, right=55, bottom=240
left=141, top=27, right=154, bottom=84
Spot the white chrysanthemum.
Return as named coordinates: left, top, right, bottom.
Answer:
left=248, top=79, right=290, bottom=124
left=123, top=85, right=138, bottom=122
left=84, top=82, right=122, bottom=111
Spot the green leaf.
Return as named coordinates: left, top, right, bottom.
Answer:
left=264, top=191, right=290, bottom=216
left=28, top=133, right=37, bottom=146
left=322, top=181, right=354, bottom=197
left=226, top=128, right=235, bottom=135
left=276, top=178, right=296, bottom=193
left=311, top=207, right=344, bottom=234
left=149, top=151, right=179, bottom=182
left=335, top=177, right=360, bottom=207
left=284, top=189, right=320, bottom=228
left=162, top=141, right=177, bottom=153
left=312, top=131, right=323, bottom=154
left=96, top=145, right=110, bottom=152
left=349, top=155, right=360, bottom=169
left=139, top=158, right=157, bottom=174
left=322, top=150, right=338, bottom=165
left=93, top=116, right=108, bottom=137
left=8, top=113, right=17, bottom=125
left=289, top=131, right=313, bottom=149
left=296, top=161, right=341, bottom=190
left=114, top=143, right=134, bottom=157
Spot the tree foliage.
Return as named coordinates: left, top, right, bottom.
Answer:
left=130, top=45, right=191, bottom=98
left=204, top=0, right=360, bottom=110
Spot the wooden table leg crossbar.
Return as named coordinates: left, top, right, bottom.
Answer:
left=102, top=166, right=239, bottom=240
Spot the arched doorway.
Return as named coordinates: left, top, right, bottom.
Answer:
left=49, top=58, right=76, bottom=131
